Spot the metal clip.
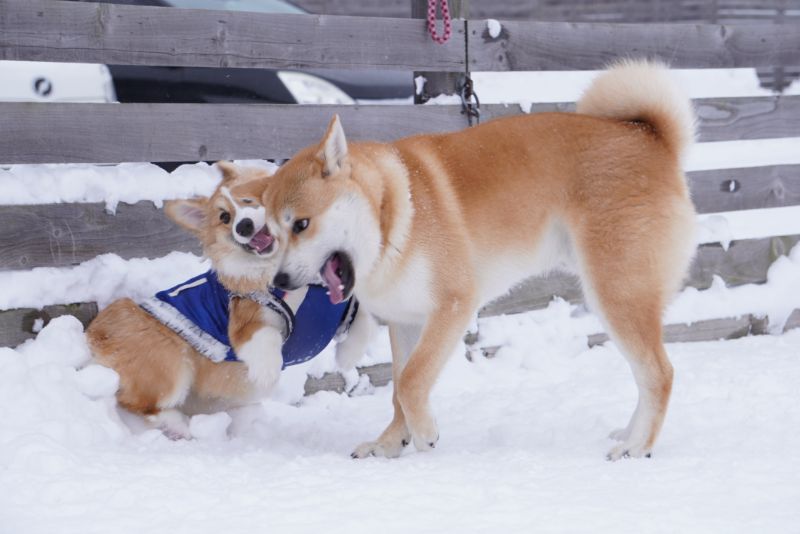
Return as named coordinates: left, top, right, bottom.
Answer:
left=458, top=75, right=481, bottom=127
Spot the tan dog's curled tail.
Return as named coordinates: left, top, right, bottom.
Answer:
left=576, top=59, right=696, bottom=160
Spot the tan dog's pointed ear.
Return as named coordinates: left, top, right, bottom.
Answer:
left=215, top=161, right=238, bottom=184
left=164, top=198, right=207, bottom=235
left=317, top=115, right=348, bottom=177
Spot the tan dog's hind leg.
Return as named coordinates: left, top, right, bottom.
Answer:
left=602, top=302, right=673, bottom=460
left=352, top=323, right=419, bottom=458
left=577, top=240, right=677, bottom=460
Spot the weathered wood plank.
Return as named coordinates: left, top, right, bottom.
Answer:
left=305, top=308, right=800, bottom=396
left=304, top=362, right=393, bottom=395
left=0, top=202, right=200, bottom=270
left=0, top=0, right=464, bottom=71
left=587, top=315, right=757, bottom=346
left=690, top=234, right=800, bottom=288
left=468, top=20, right=800, bottom=70
left=0, top=302, right=97, bottom=347
left=479, top=235, right=800, bottom=317
left=694, top=96, right=800, bottom=142
left=1, top=97, right=797, bottom=164
left=2, top=1, right=798, bottom=72
left=1, top=175, right=799, bottom=271
left=689, top=165, right=800, bottom=214
left=0, top=103, right=513, bottom=165
left=295, top=0, right=800, bottom=22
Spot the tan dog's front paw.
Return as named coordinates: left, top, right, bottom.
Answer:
left=606, top=441, right=653, bottom=461
left=404, top=408, right=439, bottom=452
left=411, top=429, right=439, bottom=452
left=351, top=437, right=409, bottom=459
left=351, top=414, right=412, bottom=459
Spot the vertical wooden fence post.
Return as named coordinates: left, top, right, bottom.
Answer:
left=412, top=0, right=468, bottom=103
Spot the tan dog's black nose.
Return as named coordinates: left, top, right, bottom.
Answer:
left=273, top=272, right=292, bottom=290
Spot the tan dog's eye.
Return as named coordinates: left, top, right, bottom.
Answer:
left=292, top=218, right=310, bottom=234
left=219, top=211, right=231, bottom=224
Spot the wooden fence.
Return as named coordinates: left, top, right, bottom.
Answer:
left=1, top=0, right=799, bottom=394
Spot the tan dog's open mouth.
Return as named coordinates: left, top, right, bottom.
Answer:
left=320, top=251, right=354, bottom=304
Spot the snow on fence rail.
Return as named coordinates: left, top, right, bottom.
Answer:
left=0, top=0, right=799, bottom=380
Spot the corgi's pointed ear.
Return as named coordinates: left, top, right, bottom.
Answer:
left=215, top=161, right=238, bottom=184
left=317, top=114, right=348, bottom=177
left=164, top=198, right=207, bottom=234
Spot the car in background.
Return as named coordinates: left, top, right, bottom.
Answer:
left=67, top=0, right=414, bottom=105
left=0, top=60, right=116, bottom=103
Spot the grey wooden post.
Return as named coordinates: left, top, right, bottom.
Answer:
left=412, top=0, right=468, bottom=103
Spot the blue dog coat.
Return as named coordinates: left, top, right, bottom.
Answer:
left=140, top=270, right=356, bottom=367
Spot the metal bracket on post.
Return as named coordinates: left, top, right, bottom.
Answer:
left=412, top=0, right=469, bottom=106
left=458, top=73, right=480, bottom=126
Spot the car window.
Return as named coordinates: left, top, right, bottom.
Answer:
left=167, top=0, right=306, bottom=14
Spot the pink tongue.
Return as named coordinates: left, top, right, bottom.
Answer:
left=248, top=229, right=274, bottom=253
left=322, top=255, right=344, bottom=304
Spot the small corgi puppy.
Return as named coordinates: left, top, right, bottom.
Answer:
left=87, top=162, right=374, bottom=438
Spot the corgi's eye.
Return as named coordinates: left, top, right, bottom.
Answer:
left=219, top=211, right=231, bottom=224
left=241, top=198, right=254, bottom=204
left=292, top=218, right=310, bottom=234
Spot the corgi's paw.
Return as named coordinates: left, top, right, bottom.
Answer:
left=236, top=328, right=284, bottom=390
left=148, top=409, right=191, bottom=440
left=244, top=355, right=281, bottom=390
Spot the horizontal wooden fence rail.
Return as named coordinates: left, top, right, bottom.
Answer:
left=1, top=165, right=798, bottom=270
left=2, top=234, right=798, bottom=350
left=306, top=310, right=800, bottom=395
left=480, top=234, right=800, bottom=316
left=292, top=0, right=800, bottom=22
left=2, top=1, right=800, bottom=72
left=0, top=202, right=201, bottom=270
left=1, top=95, right=798, bottom=164
left=0, top=0, right=465, bottom=72
left=468, top=21, right=800, bottom=71
left=689, top=165, right=800, bottom=213
left=0, top=302, right=97, bottom=348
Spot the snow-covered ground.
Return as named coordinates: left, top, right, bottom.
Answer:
left=1, top=68, right=799, bottom=533
left=2, top=317, right=799, bottom=533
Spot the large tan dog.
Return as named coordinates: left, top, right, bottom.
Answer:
left=262, top=60, right=697, bottom=460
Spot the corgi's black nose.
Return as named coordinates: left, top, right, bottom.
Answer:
left=273, top=272, right=291, bottom=290
left=236, top=218, right=254, bottom=237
